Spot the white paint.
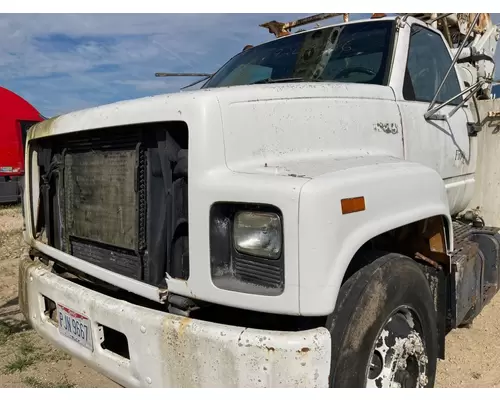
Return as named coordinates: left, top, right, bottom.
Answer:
left=24, top=87, right=307, bottom=313
left=219, top=83, right=403, bottom=174
left=298, top=158, right=452, bottom=314
left=465, top=99, right=500, bottom=226
left=390, top=18, right=477, bottom=216
left=23, top=80, right=406, bottom=315
left=20, top=15, right=498, bottom=381
left=22, top=261, right=331, bottom=388
left=23, top=79, right=411, bottom=315
left=23, top=18, right=458, bottom=317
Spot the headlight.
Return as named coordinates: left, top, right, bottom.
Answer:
left=233, top=211, right=282, bottom=259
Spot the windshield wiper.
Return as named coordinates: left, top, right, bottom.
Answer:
left=251, top=77, right=311, bottom=85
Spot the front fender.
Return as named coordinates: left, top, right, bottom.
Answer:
left=298, top=158, right=452, bottom=316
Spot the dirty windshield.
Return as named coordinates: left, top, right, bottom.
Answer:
left=204, top=20, right=394, bottom=89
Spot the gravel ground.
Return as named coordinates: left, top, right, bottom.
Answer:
left=0, top=204, right=118, bottom=388
left=1, top=203, right=499, bottom=388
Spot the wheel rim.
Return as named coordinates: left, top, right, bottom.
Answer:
left=365, top=307, right=429, bottom=388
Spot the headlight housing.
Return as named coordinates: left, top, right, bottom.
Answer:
left=233, top=211, right=282, bottom=259
left=210, top=203, right=285, bottom=296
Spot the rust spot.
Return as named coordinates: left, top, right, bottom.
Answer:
left=415, top=252, right=440, bottom=268
left=298, top=347, right=310, bottom=353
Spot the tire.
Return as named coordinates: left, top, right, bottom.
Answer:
left=326, top=252, right=438, bottom=388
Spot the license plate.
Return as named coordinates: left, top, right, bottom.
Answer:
left=56, top=304, right=93, bottom=351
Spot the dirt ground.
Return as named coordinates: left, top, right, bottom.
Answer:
left=1, top=204, right=500, bottom=388
left=0, top=204, right=118, bottom=388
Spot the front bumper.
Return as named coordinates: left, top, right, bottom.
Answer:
left=19, top=255, right=332, bottom=388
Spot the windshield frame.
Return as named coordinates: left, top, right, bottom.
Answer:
left=202, top=18, right=398, bottom=90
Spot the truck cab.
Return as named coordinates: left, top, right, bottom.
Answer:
left=0, top=87, right=44, bottom=203
left=18, top=14, right=500, bottom=388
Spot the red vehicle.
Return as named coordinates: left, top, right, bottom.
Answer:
left=0, top=87, right=44, bottom=203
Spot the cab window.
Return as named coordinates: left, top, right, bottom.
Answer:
left=403, top=24, right=462, bottom=105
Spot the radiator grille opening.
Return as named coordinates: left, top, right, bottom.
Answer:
left=33, top=121, right=189, bottom=287
left=70, top=237, right=142, bottom=280
left=64, top=149, right=139, bottom=251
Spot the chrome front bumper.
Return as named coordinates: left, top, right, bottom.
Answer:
left=19, top=255, right=331, bottom=388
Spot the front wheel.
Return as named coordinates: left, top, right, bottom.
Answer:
left=326, top=252, right=438, bottom=388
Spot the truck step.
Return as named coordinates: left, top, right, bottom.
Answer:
left=452, top=221, right=500, bottom=250
left=450, top=221, right=500, bottom=328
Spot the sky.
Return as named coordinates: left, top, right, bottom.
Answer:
left=0, top=13, right=499, bottom=118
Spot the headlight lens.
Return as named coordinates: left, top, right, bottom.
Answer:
left=233, top=211, right=282, bottom=259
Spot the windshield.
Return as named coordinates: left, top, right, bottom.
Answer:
left=204, top=20, right=394, bottom=89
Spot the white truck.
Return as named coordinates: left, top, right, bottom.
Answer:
left=18, top=13, right=500, bottom=388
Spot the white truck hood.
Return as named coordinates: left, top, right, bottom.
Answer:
left=28, top=81, right=402, bottom=180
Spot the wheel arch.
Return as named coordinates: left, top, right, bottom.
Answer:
left=342, top=214, right=452, bottom=284
left=298, top=159, right=453, bottom=317
left=338, top=216, right=451, bottom=359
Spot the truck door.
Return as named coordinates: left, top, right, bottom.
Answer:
left=396, top=22, right=475, bottom=215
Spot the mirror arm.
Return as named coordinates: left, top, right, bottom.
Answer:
left=427, top=13, right=480, bottom=111
left=446, top=87, right=481, bottom=119
left=425, top=80, right=483, bottom=120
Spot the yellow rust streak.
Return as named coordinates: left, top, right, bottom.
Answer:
left=178, top=316, right=192, bottom=338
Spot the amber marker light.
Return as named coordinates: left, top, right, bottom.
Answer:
left=341, top=197, right=366, bottom=214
